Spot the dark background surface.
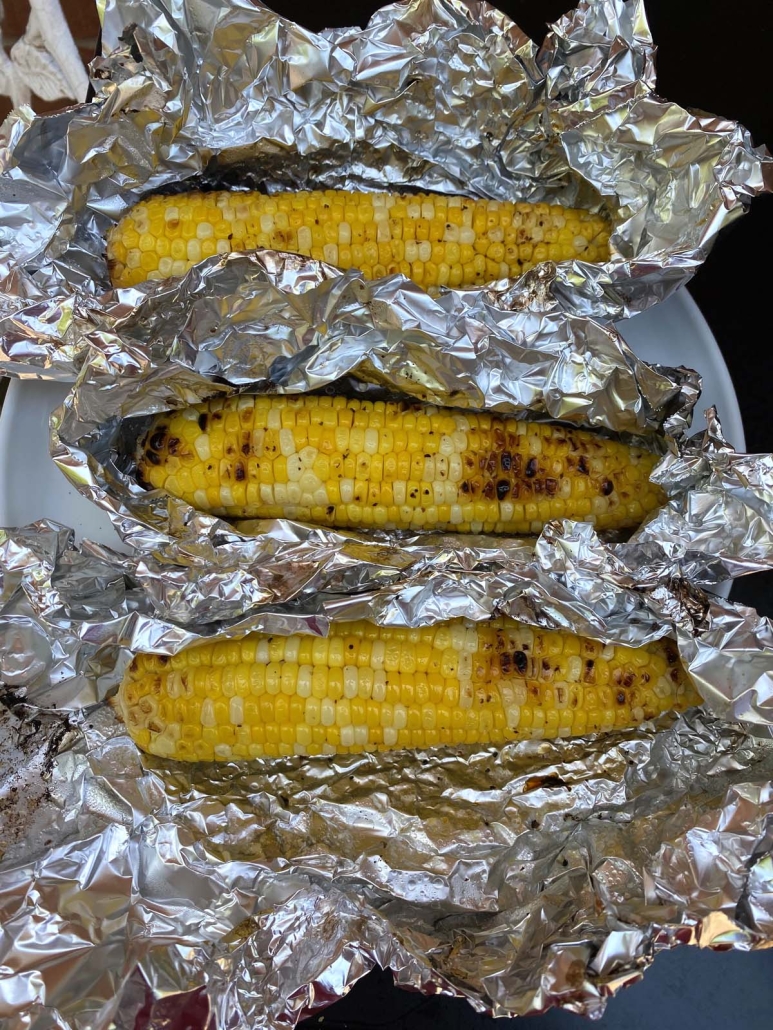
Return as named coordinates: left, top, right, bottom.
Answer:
left=270, top=0, right=773, bottom=1027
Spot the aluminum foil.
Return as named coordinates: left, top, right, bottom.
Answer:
left=0, top=0, right=771, bottom=379
left=1, top=518, right=773, bottom=1030
left=46, top=249, right=703, bottom=625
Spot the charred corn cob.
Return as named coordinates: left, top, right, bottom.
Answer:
left=107, top=189, right=611, bottom=289
left=118, top=617, right=698, bottom=761
left=137, top=395, right=665, bottom=535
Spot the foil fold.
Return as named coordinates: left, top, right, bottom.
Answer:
left=1, top=520, right=773, bottom=1029
left=0, top=0, right=770, bottom=379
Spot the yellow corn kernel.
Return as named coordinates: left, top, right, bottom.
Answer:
left=138, top=395, right=665, bottom=537
left=118, top=617, right=698, bottom=761
left=108, top=189, right=611, bottom=290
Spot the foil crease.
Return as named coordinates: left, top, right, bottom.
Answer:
left=49, top=252, right=702, bottom=623
left=0, top=0, right=770, bottom=379
left=1, top=521, right=773, bottom=1030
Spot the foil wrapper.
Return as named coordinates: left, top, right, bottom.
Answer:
left=49, top=252, right=704, bottom=623
left=0, top=0, right=771, bottom=379
left=1, top=519, right=773, bottom=1030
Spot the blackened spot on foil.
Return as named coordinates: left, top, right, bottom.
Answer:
left=0, top=707, right=72, bottom=857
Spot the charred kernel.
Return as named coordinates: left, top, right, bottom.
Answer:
left=146, top=451, right=161, bottom=465
left=234, top=463, right=245, bottom=481
left=110, top=190, right=611, bottom=291
left=664, top=646, right=678, bottom=665
left=198, top=413, right=209, bottom=431
left=601, top=479, right=614, bottom=496
left=118, top=615, right=697, bottom=761
left=149, top=430, right=167, bottom=451
left=167, top=437, right=180, bottom=455
left=577, top=455, right=589, bottom=474
left=513, top=650, right=528, bottom=674
left=137, top=394, right=666, bottom=535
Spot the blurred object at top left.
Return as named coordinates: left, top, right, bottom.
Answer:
left=0, top=0, right=94, bottom=116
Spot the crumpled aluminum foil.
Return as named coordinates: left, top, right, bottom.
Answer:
left=1, top=518, right=773, bottom=1030
left=49, top=251, right=703, bottom=623
left=1, top=0, right=770, bottom=380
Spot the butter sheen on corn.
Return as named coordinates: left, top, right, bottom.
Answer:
left=107, top=188, right=611, bottom=289
left=118, top=617, right=698, bottom=762
left=137, top=395, right=665, bottom=536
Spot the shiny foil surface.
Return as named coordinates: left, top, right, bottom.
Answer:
left=0, top=0, right=770, bottom=379
left=1, top=518, right=773, bottom=1030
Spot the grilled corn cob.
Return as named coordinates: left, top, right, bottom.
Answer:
left=118, top=617, right=698, bottom=761
left=137, top=395, right=665, bottom=535
left=107, top=189, right=611, bottom=289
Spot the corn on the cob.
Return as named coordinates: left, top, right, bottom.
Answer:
left=137, top=395, right=664, bottom=535
left=107, top=189, right=611, bottom=289
left=118, top=617, right=698, bottom=762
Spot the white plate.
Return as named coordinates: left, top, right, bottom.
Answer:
left=0, top=289, right=744, bottom=545
left=616, top=290, right=745, bottom=448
